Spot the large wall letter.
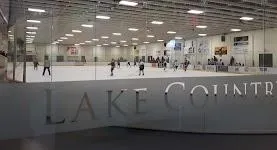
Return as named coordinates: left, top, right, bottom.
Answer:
left=164, top=82, right=185, bottom=111
left=265, top=82, right=273, bottom=96
left=134, top=88, right=147, bottom=114
left=107, top=89, right=127, bottom=117
left=71, top=92, right=96, bottom=122
left=250, top=82, right=262, bottom=96
left=45, top=89, right=65, bottom=125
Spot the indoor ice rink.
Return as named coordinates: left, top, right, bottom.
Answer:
left=1, top=0, right=277, bottom=83
left=3, top=0, right=277, bottom=150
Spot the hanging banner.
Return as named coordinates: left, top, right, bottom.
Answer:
left=67, top=46, right=79, bottom=56
left=197, top=39, right=210, bottom=54
left=233, top=36, right=249, bottom=54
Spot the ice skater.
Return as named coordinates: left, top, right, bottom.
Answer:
left=163, top=61, right=167, bottom=71
left=139, top=59, right=145, bottom=76
left=117, top=59, right=121, bottom=68
left=173, top=60, right=178, bottom=71
left=33, top=58, right=39, bottom=70
left=42, top=58, right=51, bottom=76
left=109, top=59, right=116, bottom=76
left=127, top=61, right=131, bottom=68
left=134, top=60, right=137, bottom=67
left=183, top=59, right=189, bottom=72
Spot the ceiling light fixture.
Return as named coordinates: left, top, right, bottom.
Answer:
left=72, top=30, right=82, bottom=33
left=240, top=17, right=254, bottom=21
left=112, top=33, right=122, bottom=36
left=57, top=40, right=63, bottom=42
left=128, top=28, right=139, bottom=31
left=60, top=37, right=68, bottom=40
left=143, top=42, right=150, bottom=44
left=132, top=38, right=139, bottom=41
left=175, top=37, right=183, bottom=40
left=157, top=40, right=164, bottom=42
left=80, top=43, right=85, bottom=45
left=85, top=41, right=92, bottom=43
left=147, top=35, right=155, bottom=38
left=132, top=43, right=138, bottom=45
left=101, top=36, right=109, bottom=39
left=65, top=34, right=74, bottom=37
left=196, top=25, right=207, bottom=29
left=111, top=42, right=117, bottom=44
left=26, top=32, right=36, bottom=35
left=123, top=44, right=129, bottom=46
left=26, top=35, right=35, bottom=38
left=103, top=44, right=109, bottom=46
left=119, top=0, right=138, bottom=6
left=120, top=40, right=127, bottom=43
left=8, top=31, right=11, bottom=33
left=167, top=31, right=176, bottom=34
left=116, top=46, right=120, bottom=48
left=92, top=39, right=99, bottom=41
left=28, top=8, right=46, bottom=13
left=198, top=34, right=207, bottom=36
left=75, top=44, right=80, bottom=46
left=81, top=24, right=93, bottom=28
left=231, top=28, right=242, bottom=32
left=151, top=21, right=164, bottom=25
left=27, top=20, right=41, bottom=23
left=187, top=9, right=204, bottom=14
left=96, top=45, right=102, bottom=47
left=26, top=27, right=38, bottom=30
left=96, top=15, right=111, bottom=20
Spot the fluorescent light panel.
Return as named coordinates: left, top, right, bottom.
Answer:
left=123, top=44, right=129, bottom=46
left=132, top=38, right=139, bottom=41
left=143, top=42, right=150, bottom=44
left=128, top=28, right=139, bottom=31
left=187, top=9, right=204, bottom=14
left=60, top=37, right=68, bottom=40
left=101, top=36, right=109, bottom=39
left=26, top=32, right=36, bottom=35
left=112, top=33, right=122, bottom=36
left=28, top=8, right=45, bottom=13
left=92, top=39, right=99, bottom=41
left=231, top=29, right=242, bottom=32
left=81, top=24, right=93, bottom=28
left=157, top=40, right=164, bottom=42
left=96, top=15, right=111, bottom=20
left=96, top=45, right=102, bottom=47
left=80, top=43, right=85, bottom=45
left=147, top=35, right=155, bottom=38
left=111, top=42, right=117, bottom=44
left=65, top=34, right=74, bottom=37
left=116, top=46, right=120, bottom=48
left=75, top=44, right=80, bottom=46
left=103, top=44, right=109, bottom=46
left=58, top=39, right=63, bottom=42
left=120, top=40, right=127, bottom=43
left=167, top=31, right=176, bottom=34
left=26, top=27, right=38, bottom=30
left=240, top=17, right=254, bottom=21
left=175, top=37, right=183, bottom=39
left=27, top=20, right=41, bottom=23
left=119, top=1, right=138, bottom=6
left=72, top=30, right=82, bottom=33
left=198, top=34, right=207, bottom=36
left=151, top=21, right=164, bottom=25
left=196, top=25, right=207, bottom=29
left=85, top=41, right=92, bottom=43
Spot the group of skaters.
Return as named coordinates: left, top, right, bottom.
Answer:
left=109, top=57, right=190, bottom=77
left=109, top=59, right=145, bottom=76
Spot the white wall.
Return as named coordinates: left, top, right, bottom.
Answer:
left=27, top=44, right=134, bottom=62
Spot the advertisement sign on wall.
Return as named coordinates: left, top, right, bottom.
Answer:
left=215, top=46, right=227, bottom=56
left=233, top=36, right=249, bottom=54
left=67, top=46, right=79, bottom=56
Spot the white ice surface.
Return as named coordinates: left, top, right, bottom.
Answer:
left=14, top=66, right=248, bottom=83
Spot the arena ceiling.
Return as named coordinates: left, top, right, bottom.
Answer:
left=4, top=0, right=277, bottom=46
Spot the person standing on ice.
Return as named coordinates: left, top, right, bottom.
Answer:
left=109, top=59, right=116, bottom=76
left=42, top=58, right=51, bottom=76
left=139, top=59, right=145, bottom=76
left=117, top=59, right=120, bottom=68
left=173, top=60, right=178, bottom=71
left=33, top=57, right=39, bottom=70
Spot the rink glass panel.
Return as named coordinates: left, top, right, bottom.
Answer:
left=2, top=0, right=277, bottom=139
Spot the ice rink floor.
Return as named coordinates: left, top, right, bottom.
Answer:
left=12, top=66, right=248, bottom=83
